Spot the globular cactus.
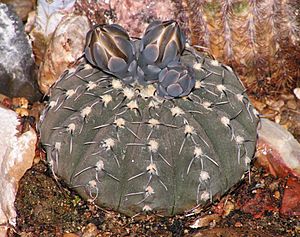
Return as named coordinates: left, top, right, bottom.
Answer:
left=40, top=21, right=258, bottom=216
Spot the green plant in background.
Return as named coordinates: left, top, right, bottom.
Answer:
left=40, top=21, right=258, bottom=216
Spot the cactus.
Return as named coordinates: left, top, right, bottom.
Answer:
left=40, top=21, right=258, bottom=216
left=175, top=0, right=300, bottom=96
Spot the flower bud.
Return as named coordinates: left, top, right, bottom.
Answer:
left=84, top=24, right=137, bottom=83
left=138, top=20, right=186, bottom=83
left=157, top=62, right=195, bottom=99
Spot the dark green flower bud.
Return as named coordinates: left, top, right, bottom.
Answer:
left=84, top=24, right=137, bottom=83
left=157, top=62, right=195, bottom=99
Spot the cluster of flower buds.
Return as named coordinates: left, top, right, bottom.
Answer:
left=84, top=20, right=196, bottom=99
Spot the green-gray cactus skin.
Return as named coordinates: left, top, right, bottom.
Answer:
left=40, top=45, right=258, bottom=216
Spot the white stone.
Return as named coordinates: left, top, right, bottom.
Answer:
left=293, top=88, right=300, bottom=99
left=0, top=106, right=36, bottom=234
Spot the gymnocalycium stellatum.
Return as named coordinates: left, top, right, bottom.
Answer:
left=40, top=20, right=258, bottom=216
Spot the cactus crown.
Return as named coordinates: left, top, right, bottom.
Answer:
left=84, top=20, right=193, bottom=98
left=40, top=21, right=258, bottom=216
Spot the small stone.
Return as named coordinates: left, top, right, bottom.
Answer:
left=82, top=223, right=99, bottom=237
left=223, top=200, right=235, bottom=217
left=294, top=88, right=300, bottom=100
left=286, top=100, right=297, bottom=110
left=274, top=114, right=281, bottom=124
left=274, top=190, right=280, bottom=200
left=234, top=221, right=243, bottom=227
left=189, top=214, right=221, bottom=228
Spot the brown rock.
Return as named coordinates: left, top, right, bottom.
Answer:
left=82, top=223, right=99, bottom=237
left=38, top=14, right=90, bottom=94
left=280, top=177, right=300, bottom=216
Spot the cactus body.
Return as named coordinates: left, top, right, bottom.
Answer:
left=40, top=23, right=258, bottom=216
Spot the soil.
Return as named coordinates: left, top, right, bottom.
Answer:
left=10, top=159, right=299, bottom=236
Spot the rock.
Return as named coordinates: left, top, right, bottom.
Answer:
left=30, top=0, right=76, bottom=65
left=38, top=14, right=90, bottom=94
left=0, top=106, right=37, bottom=236
left=0, top=3, right=41, bottom=102
left=1, top=0, right=35, bottom=21
left=82, top=223, right=99, bottom=237
left=256, top=118, right=300, bottom=178
left=280, top=177, right=300, bottom=216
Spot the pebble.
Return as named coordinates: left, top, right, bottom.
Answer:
left=190, top=214, right=221, bottom=228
